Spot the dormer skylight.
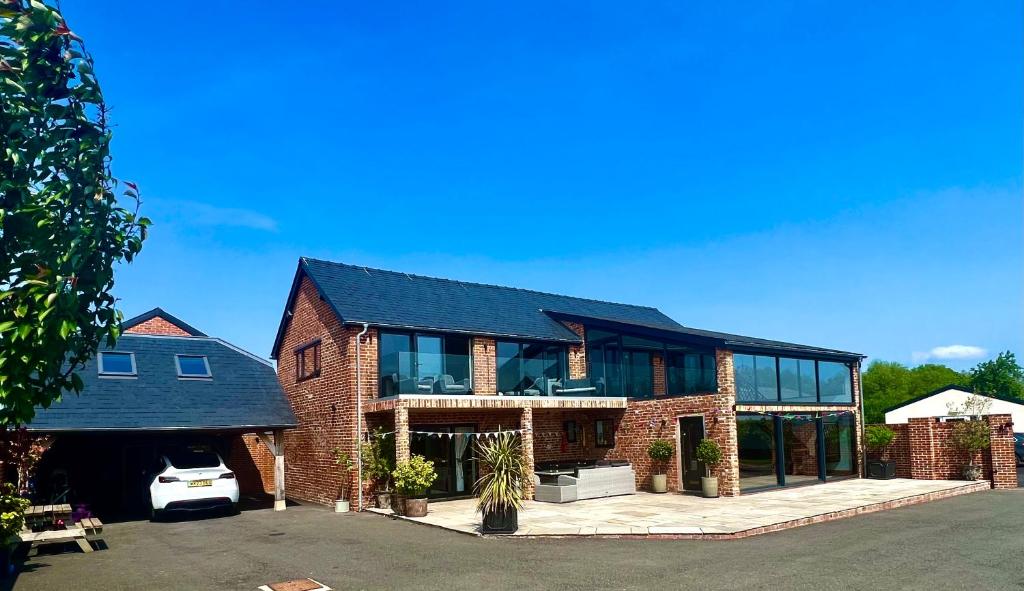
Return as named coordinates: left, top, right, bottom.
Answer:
left=98, top=352, right=137, bottom=377
left=175, top=354, right=212, bottom=378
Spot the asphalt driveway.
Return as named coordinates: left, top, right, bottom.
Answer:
left=8, top=488, right=1024, bottom=591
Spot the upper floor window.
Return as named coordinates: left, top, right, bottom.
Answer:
left=496, top=341, right=567, bottom=396
left=98, top=352, right=137, bottom=376
left=379, top=332, right=471, bottom=396
left=175, top=354, right=211, bottom=378
left=295, top=340, right=321, bottom=381
left=734, top=353, right=853, bottom=404
left=587, top=328, right=717, bottom=398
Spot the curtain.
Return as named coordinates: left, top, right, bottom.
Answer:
left=454, top=433, right=471, bottom=492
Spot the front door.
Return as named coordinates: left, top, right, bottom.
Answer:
left=678, top=417, right=706, bottom=492
left=410, top=425, right=477, bottom=499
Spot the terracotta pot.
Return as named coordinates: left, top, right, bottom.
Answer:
left=651, top=474, right=668, bottom=493
left=404, top=497, right=428, bottom=517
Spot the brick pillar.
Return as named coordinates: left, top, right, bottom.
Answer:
left=564, top=322, right=587, bottom=380
left=852, top=361, right=865, bottom=478
left=395, top=405, right=410, bottom=463
left=472, top=337, right=496, bottom=395
left=715, top=348, right=741, bottom=496
left=987, top=414, right=1017, bottom=489
left=652, top=353, right=666, bottom=396
left=908, top=417, right=935, bottom=480
left=520, top=407, right=535, bottom=499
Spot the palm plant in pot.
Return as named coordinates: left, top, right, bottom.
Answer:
left=865, top=425, right=897, bottom=479
left=331, top=448, right=354, bottom=512
left=647, top=439, right=674, bottom=493
left=474, top=432, right=527, bottom=534
left=695, top=438, right=722, bottom=498
left=392, top=455, right=436, bottom=517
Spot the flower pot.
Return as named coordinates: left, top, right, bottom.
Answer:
left=404, top=497, right=428, bottom=517
left=334, top=499, right=350, bottom=513
left=481, top=507, right=518, bottom=534
left=867, top=460, right=896, bottom=480
left=701, top=476, right=719, bottom=498
left=962, top=464, right=983, bottom=481
left=651, top=474, right=668, bottom=493
left=0, top=543, right=12, bottom=578
left=376, top=492, right=392, bottom=510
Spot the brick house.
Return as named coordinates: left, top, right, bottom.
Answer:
left=270, top=258, right=865, bottom=508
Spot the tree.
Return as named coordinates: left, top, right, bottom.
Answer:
left=970, top=351, right=1024, bottom=401
left=0, top=1, right=148, bottom=425
left=862, top=360, right=969, bottom=423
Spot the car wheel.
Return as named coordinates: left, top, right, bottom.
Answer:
left=150, top=507, right=163, bottom=522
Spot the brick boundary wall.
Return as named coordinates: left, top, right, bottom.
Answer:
left=870, top=414, right=1017, bottom=488
left=123, top=316, right=192, bottom=337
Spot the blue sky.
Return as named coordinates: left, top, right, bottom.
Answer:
left=63, top=1, right=1021, bottom=367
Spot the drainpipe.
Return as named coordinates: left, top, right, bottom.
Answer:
left=356, top=323, right=370, bottom=511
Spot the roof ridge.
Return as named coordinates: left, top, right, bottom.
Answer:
left=300, top=257, right=665, bottom=313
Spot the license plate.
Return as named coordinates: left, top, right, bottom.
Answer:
left=188, top=480, right=212, bottom=487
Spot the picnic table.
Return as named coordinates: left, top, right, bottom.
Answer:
left=16, top=504, right=103, bottom=554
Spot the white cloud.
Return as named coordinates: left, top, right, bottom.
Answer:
left=148, top=199, right=279, bottom=232
left=912, top=345, right=987, bottom=364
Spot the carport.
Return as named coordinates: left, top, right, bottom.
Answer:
left=25, top=309, right=296, bottom=519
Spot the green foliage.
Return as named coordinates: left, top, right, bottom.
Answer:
left=0, top=483, right=29, bottom=541
left=970, top=351, right=1024, bottom=401
left=862, top=361, right=970, bottom=423
left=474, top=432, right=527, bottom=514
left=331, top=447, right=354, bottom=501
left=950, top=419, right=990, bottom=457
left=0, top=1, right=148, bottom=425
left=864, top=425, right=896, bottom=451
left=360, top=428, right=395, bottom=490
left=392, top=455, right=436, bottom=498
left=647, top=439, right=674, bottom=463
left=695, top=438, right=722, bottom=476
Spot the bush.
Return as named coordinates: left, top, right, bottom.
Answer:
left=474, top=432, right=527, bottom=514
left=647, top=439, right=674, bottom=462
left=361, top=428, right=395, bottom=491
left=0, top=484, right=29, bottom=541
left=864, top=425, right=896, bottom=452
left=695, top=439, right=722, bottom=476
left=392, top=455, right=436, bottom=498
left=331, top=448, right=354, bottom=501
left=950, top=419, right=990, bottom=458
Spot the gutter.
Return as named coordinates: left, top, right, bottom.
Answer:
left=355, top=323, right=369, bottom=512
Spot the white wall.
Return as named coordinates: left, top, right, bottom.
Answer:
left=885, top=389, right=1024, bottom=432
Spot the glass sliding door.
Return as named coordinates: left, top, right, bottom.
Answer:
left=379, top=331, right=473, bottom=395
left=380, top=333, right=414, bottom=395
left=497, top=341, right=522, bottom=395
left=824, top=415, right=856, bottom=478
left=624, top=350, right=652, bottom=399
left=410, top=424, right=478, bottom=498
left=782, top=415, right=821, bottom=486
left=737, top=414, right=779, bottom=491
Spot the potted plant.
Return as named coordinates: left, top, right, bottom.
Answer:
left=950, top=419, right=991, bottom=481
left=474, top=432, right=527, bottom=534
left=361, top=428, right=395, bottom=509
left=331, top=448, right=354, bottom=512
left=0, top=484, right=29, bottom=576
left=695, top=438, right=722, bottom=498
left=647, top=439, right=674, bottom=493
left=392, top=455, right=436, bottom=517
left=865, top=425, right=897, bottom=479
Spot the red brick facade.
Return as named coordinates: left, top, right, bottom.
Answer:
left=229, top=433, right=276, bottom=495
left=124, top=316, right=192, bottom=337
left=870, top=415, right=1017, bottom=488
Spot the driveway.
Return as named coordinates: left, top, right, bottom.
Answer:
left=8, top=489, right=1024, bottom=591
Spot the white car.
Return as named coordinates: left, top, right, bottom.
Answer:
left=149, top=446, right=239, bottom=519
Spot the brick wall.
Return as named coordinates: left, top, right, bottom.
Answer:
left=871, top=414, right=1017, bottom=488
left=124, top=316, right=191, bottom=337
left=472, top=338, right=496, bottom=395
left=563, top=322, right=587, bottom=379
left=228, top=433, right=275, bottom=495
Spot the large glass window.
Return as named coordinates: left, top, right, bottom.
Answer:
left=737, top=414, right=778, bottom=491
left=818, top=361, right=853, bottom=403
left=735, top=354, right=854, bottom=405
left=588, top=329, right=716, bottom=399
left=666, top=349, right=717, bottom=395
left=782, top=415, right=820, bottom=486
left=496, top=341, right=567, bottom=396
left=378, top=332, right=472, bottom=396
left=738, top=412, right=858, bottom=489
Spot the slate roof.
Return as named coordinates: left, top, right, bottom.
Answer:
left=272, top=258, right=863, bottom=361
left=29, top=334, right=296, bottom=432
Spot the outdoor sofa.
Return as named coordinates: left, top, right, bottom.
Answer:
left=534, top=460, right=636, bottom=503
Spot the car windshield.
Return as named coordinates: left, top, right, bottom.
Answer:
left=165, top=447, right=221, bottom=469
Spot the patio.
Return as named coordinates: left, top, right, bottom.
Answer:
left=370, top=478, right=989, bottom=538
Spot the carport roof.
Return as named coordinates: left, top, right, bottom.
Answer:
left=28, top=334, right=296, bottom=432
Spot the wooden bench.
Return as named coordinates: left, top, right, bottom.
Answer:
left=16, top=506, right=102, bottom=554
left=18, top=526, right=91, bottom=553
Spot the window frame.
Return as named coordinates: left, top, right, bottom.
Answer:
left=495, top=339, right=568, bottom=396
left=594, top=418, right=616, bottom=448
left=174, top=354, right=212, bottom=379
left=588, top=328, right=718, bottom=399
left=295, top=339, right=322, bottom=382
left=98, top=351, right=137, bottom=377
left=377, top=330, right=474, bottom=396
left=733, top=352, right=855, bottom=406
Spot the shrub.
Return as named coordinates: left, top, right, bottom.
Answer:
left=864, top=425, right=896, bottom=452
left=361, top=428, right=395, bottom=491
left=647, top=439, right=674, bottom=472
left=392, top=455, right=436, bottom=498
left=950, top=419, right=990, bottom=460
left=474, top=432, right=528, bottom=514
left=0, top=484, right=29, bottom=541
left=695, top=439, right=722, bottom=477
left=331, top=448, right=354, bottom=501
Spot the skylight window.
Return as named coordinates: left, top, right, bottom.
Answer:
left=175, top=354, right=211, bottom=378
left=98, top=352, right=137, bottom=376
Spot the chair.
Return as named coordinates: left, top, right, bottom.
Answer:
left=436, top=374, right=471, bottom=394
left=553, top=378, right=598, bottom=396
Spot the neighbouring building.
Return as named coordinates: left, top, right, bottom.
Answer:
left=884, top=385, right=1024, bottom=429
left=26, top=308, right=296, bottom=517
left=270, top=258, right=865, bottom=507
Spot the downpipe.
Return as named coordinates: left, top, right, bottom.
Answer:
left=356, top=323, right=369, bottom=511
